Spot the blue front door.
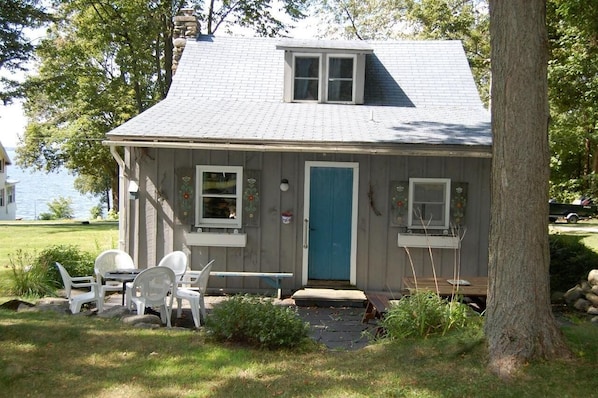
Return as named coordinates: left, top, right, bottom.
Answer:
left=307, top=166, right=353, bottom=280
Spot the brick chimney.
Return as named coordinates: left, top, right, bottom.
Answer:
left=173, top=9, right=200, bottom=75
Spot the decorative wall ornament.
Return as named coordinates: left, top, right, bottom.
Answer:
left=390, top=181, right=409, bottom=226
left=243, top=170, right=260, bottom=226
left=450, top=182, right=468, bottom=226
left=176, top=167, right=194, bottom=225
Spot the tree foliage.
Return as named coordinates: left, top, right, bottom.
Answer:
left=17, top=0, right=308, bottom=212
left=313, top=0, right=491, bottom=105
left=0, top=0, right=50, bottom=103
left=547, top=0, right=598, bottom=202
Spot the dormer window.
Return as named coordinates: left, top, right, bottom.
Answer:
left=278, top=40, right=372, bottom=105
left=294, top=55, right=320, bottom=101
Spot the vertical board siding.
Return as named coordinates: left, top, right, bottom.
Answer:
left=125, top=148, right=491, bottom=294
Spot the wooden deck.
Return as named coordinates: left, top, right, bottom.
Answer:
left=402, top=276, right=488, bottom=297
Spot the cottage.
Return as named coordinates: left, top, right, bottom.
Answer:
left=105, top=32, right=491, bottom=297
left=0, top=141, right=18, bottom=220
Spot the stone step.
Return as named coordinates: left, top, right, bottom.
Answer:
left=291, top=288, right=367, bottom=308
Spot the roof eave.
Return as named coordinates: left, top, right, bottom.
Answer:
left=103, top=138, right=492, bottom=158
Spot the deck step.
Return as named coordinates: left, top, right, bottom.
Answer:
left=292, top=288, right=367, bottom=308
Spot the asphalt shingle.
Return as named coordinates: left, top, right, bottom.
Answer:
left=107, top=35, right=491, bottom=149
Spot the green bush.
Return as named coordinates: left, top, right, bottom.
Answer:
left=205, top=295, right=310, bottom=349
left=549, top=234, right=598, bottom=292
left=38, top=196, right=75, bottom=220
left=4, top=250, right=56, bottom=298
left=381, top=291, right=479, bottom=339
left=33, top=245, right=95, bottom=288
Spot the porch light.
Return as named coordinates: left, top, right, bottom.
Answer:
left=280, top=179, right=289, bottom=192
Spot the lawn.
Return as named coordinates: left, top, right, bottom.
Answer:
left=0, top=221, right=597, bottom=397
left=0, top=220, right=119, bottom=275
left=0, top=308, right=596, bottom=398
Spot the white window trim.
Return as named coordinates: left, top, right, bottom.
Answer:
left=326, top=54, right=356, bottom=104
left=292, top=53, right=322, bottom=103
left=408, top=178, right=451, bottom=231
left=195, top=165, right=243, bottom=229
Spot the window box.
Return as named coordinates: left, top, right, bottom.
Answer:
left=185, top=232, right=247, bottom=247
left=397, top=233, right=460, bottom=249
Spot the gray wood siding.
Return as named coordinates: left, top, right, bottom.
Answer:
left=124, top=148, right=490, bottom=295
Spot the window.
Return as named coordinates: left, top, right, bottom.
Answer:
left=0, top=189, right=4, bottom=207
left=294, top=55, right=320, bottom=101
left=0, top=159, right=4, bottom=173
left=291, top=53, right=357, bottom=103
left=327, top=56, right=354, bottom=102
left=195, top=166, right=242, bottom=228
left=408, top=178, right=451, bottom=230
left=7, top=186, right=14, bottom=204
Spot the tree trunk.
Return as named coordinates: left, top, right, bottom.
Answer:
left=486, top=0, right=571, bottom=378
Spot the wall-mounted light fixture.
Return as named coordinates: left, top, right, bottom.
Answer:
left=128, top=180, right=139, bottom=200
left=280, top=178, right=289, bottom=192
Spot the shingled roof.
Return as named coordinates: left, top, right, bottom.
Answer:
left=106, top=35, right=491, bottom=156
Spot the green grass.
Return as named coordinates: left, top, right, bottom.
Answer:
left=0, top=222, right=597, bottom=397
left=0, top=220, right=119, bottom=300
left=0, top=309, right=596, bottom=397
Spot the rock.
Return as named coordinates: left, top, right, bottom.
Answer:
left=97, top=306, right=130, bottom=319
left=588, top=269, right=598, bottom=285
left=588, top=306, right=598, bottom=315
left=592, top=285, right=598, bottom=295
left=0, top=299, right=34, bottom=311
left=592, top=316, right=598, bottom=324
left=122, top=314, right=162, bottom=326
left=551, top=291, right=565, bottom=303
left=564, top=285, right=584, bottom=305
left=573, top=298, right=591, bottom=312
left=586, top=292, right=598, bottom=307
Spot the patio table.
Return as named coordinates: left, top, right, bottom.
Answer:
left=104, top=270, right=141, bottom=305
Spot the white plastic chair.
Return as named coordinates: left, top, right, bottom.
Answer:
left=157, top=251, right=188, bottom=282
left=128, top=267, right=175, bottom=327
left=94, top=249, right=136, bottom=312
left=55, top=262, right=99, bottom=314
left=176, top=259, right=215, bottom=328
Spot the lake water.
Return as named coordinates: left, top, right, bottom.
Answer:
left=5, top=148, right=102, bottom=220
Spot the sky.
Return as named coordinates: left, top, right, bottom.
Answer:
left=0, top=13, right=320, bottom=149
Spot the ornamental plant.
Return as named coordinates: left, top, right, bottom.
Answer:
left=205, top=294, right=310, bottom=349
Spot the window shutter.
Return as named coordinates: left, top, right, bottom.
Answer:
left=176, top=167, right=194, bottom=225
left=450, top=182, right=468, bottom=226
left=243, top=170, right=260, bottom=227
left=390, top=181, right=409, bottom=226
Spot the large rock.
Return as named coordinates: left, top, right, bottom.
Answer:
left=586, top=292, right=598, bottom=307
left=588, top=269, right=598, bottom=286
left=574, top=298, right=591, bottom=312
left=564, top=285, right=585, bottom=305
left=122, top=314, right=162, bottom=327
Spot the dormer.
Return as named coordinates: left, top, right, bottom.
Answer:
left=276, top=40, right=374, bottom=105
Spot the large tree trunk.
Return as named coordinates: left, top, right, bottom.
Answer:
left=485, top=0, right=571, bottom=378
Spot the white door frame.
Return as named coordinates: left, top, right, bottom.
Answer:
left=302, top=161, right=359, bottom=286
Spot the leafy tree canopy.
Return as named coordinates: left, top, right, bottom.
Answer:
left=547, top=0, right=598, bottom=202
left=0, top=0, right=51, bottom=103
left=17, top=0, right=308, bottom=212
left=313, top=0, right=490, bottom=105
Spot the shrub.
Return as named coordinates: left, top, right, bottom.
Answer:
left=381, top=291, right=479, bottom=339
left=90, top=205, right=103, bottom=219
left=33, top=245, right=95, bottom=288
left=205, top=295, right=310, bottom=349
left=39, top=196, right=74, bottom=220
left=549, top=234, right=598, bottom=292
left=5, top=250, right=55, bottom=298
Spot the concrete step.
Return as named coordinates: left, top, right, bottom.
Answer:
left=291, top=288, right=367, bottom=308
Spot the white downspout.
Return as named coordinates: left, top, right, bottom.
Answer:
left=110, top=145, right=126, bottom=251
